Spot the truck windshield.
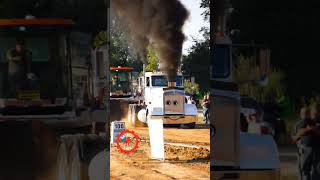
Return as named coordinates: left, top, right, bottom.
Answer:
left=211, top=45, right=231, bottom=78
left=151, top=75, right=183, bottom=87
left=110, top=70, right=132, bottom=95
left=0, top=35, right=68, bottom=99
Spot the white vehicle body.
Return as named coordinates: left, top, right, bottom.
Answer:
left=240, top=97, right=275, bottom=136
left=135, top=71, right=197, bottom=126
left=211, top=34, right=280, bottom=179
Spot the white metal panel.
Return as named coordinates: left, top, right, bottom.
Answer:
left=240, top=133, right=280, bottom=169
left=184, top=104, right=197, bottom=116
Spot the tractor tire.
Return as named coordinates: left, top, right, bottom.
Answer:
left=164, top=124, right=181, bottom=128
left=57, top=134, right=107, bottom=180
left=127, top=104, right=147, bottom=128
left=184, top=122, right=196, bottom=129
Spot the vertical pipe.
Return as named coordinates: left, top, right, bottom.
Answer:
left=66, top=32, right=74, bottom=107
left=105, top=0, right=111, bottom=140
left=105, top=0, right=111, bottom=177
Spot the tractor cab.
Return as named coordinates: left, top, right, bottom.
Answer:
left=110, top=66, right=134, bottom=98
left=0, top=18, right=74, bottom=117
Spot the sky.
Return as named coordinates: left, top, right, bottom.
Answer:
left=180, top=0, right=209, bottom=55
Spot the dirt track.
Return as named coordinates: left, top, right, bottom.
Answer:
left=110, top=125, right=210, bottom=180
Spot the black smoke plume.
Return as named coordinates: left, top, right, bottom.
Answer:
left=112, top=0, right=189, bottom=82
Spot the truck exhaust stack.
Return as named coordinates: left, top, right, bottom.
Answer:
left=168, top=81, right=176, bottom=88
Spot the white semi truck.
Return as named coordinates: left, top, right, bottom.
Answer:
left=126, top=71, right=198, bottom=128
left=210, top=4, right=281, bottom=178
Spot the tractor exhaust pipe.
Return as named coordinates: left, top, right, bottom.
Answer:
left=168, top=81, right=176, bottom=88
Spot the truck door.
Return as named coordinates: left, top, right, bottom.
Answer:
left=211, top=44, right=240, bottom=167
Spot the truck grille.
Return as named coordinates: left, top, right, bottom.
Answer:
left=163, top=89, right=184, bottom=115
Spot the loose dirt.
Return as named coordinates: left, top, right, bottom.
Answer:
left=110, top=127, right=210, bottom=179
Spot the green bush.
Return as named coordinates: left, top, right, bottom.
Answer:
left=184, top=80, right=200, bottom=96
left=233, top=55, right=285, bottom=104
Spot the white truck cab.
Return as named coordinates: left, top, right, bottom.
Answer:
left=210, top=34, right=280, bottom=179
left=127, top=71, right=198, bottom=128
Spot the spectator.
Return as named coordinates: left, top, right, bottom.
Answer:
left=7, top=38, right=32, bottom=96
left=187, top=96, right=196, bottom=104
left=310, top=105, right=320, bottom=179
left=202, top=93, right=210, bottom=124
left=247, top=110, right=260, bottom=134
left=292, top=106, right=320, bottom=180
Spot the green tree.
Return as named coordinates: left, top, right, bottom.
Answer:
left=110, top=28, right=133, bottom=67
left=182, top=40, right=210, bottom=91
left=93, top=31, right=108, bottom=48
left=200, top=0, right=210, bottom=21
left=231, top=0, right=320, bottom=104
left=233, top=55, right=285, bottom=104
left=184, top=80, right=200, bottom=95
left=109, top=21, right=143, bottom=72
left=181, top=0, right=210, bottom=91
left=145, top=46, right=158, bottom=72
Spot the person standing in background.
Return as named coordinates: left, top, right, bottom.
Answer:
left=247, top=110, right=260, bottom=134
left=7, top=38, right=32, bottom=96
left=292, top=107, right=319, bottom=180
left=202, top=93, right=210, bottom=124
left=310, top=105, right=320, bottom=179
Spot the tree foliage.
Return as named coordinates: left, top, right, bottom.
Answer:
left=230, top=0, right=320, bottom=103
left=233, top=55, right=285, bottom=104
left=184, top=79, right=200, bottom=95
left=110, top=20, right=143, bottom=71
left=145, top=46, right=158, bottom=72
left=93, top=31, right=108, bottom=48
left=200, top=0, right=210, bottom=22
left=182, top=40, right=210, bottom=91
left=181, top=0, right=210, bottom=91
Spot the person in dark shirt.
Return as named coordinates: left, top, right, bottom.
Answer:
left=310, top=105, right=320, bottom=179
left=292, top=107, right=314, bottom=180
left=202, top=93, right=210, bottom=124
left=6, top=38, right=32, bottom=96
left=292, top=106, right=320, bottom=180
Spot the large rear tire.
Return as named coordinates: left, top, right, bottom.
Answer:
left=164, top=124, right=181, bottom=128
left=184, top=122, right=196, bottom=129
left=127, top=104, right=147, bottom=128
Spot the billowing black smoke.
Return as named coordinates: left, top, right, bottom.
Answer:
left=112, top=0, right=189, bottom=82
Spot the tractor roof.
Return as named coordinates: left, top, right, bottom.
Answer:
left=0, top=18, right=74, bottom=27
left=110, top=67, right=134, bottom=71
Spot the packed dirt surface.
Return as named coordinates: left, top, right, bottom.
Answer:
left=279, top=145, right=298, bottom=180
left=110, top=126, right=210, bottom=180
